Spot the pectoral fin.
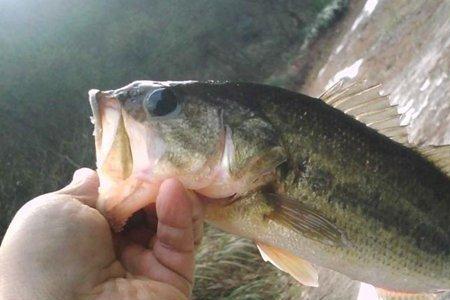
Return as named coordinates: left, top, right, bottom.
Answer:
left=264, top=193, right=348, bottom=247
left=256, top=242, right=319, bottom=287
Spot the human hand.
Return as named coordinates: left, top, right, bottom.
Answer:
left=0, top=168, right=204, bottom=300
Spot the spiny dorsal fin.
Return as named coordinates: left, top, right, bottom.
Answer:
left=256, top=242, right=319, bottom=287
left=320, top=80, right=408, bottom=145
left=320, top=80, right=450, bottom=177
left=415, top=145, right=450, bottom=176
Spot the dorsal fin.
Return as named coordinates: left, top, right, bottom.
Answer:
left=415, top=145, right=450, bottom=176
left=319, top=80, right=450, bottom=177
left=320, top=80, right=408, bottom=145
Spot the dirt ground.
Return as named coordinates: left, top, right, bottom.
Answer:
left=294, top=0, right=450, bottom=299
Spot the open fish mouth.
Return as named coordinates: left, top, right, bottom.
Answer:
left=89, top=86, right=168, bottom=231
left=89, top=89, right=132, bottom=178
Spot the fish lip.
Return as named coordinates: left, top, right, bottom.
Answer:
left=89, top=89, right=102, bottom=155
left=89, top=89, right=115, bottom=158
left=89, top=89, right=130, bottom=171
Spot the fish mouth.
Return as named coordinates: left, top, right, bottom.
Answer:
left=89, top=89, right=133, bottom=180
left=89, top=89, right=158, bottom=231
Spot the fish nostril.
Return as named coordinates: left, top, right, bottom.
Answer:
left=117, top=92, right=128, bottom=102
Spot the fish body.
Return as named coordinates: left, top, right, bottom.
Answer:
left=201, top=83, right=450, bottom=293
left=89, top=81, right=450, bottom=294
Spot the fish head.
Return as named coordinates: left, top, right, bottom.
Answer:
left=89, top=81, right=286, bottom=229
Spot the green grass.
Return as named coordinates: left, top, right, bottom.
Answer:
left=194, top=225, right=303, bottom=300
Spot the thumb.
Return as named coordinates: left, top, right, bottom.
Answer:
left=56, top=168, right=99, bottom=207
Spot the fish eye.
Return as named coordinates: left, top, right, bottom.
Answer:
left=144, top=88, right=180, bottom=118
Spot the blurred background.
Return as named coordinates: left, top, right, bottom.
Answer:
left=0, top=0, right=449, bottom=299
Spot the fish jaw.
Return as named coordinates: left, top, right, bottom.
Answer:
left=89, top=89, right=161, bottom=230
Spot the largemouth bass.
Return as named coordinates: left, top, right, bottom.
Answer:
left=89, top=81, right=450, bottom=297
